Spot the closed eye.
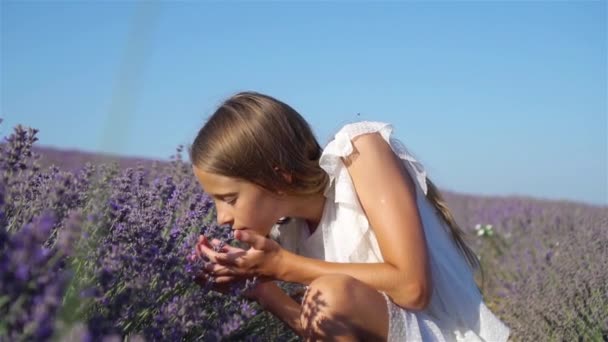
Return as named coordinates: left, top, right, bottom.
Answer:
left=224, top=197, right=237, bottom=205
left=210, top=192, right=238, bottom=205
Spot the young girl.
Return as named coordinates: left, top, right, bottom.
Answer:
left=191, top=91, right=510, bottom=341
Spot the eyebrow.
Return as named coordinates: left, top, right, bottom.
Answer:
left=207, top=192, right=238, bottom=199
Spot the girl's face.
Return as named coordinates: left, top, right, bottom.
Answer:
left=192, top=165, right=287, bottom=238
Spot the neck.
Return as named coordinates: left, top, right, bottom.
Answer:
left=286, top=192, right=326, bottom=234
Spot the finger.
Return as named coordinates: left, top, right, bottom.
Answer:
left=213, top=264, right=247, bottom=277
left=210, top=238, right=223, bottom=248
left=195, top=244, right=203, bottom=259
left=198, top=235, right=212, bottom=248
left=214, top=275, right=238, bottom=284
left=209, top=239, right=247, bottom=254
left=222, top=243, right=245, bottom=253
left=198, top=243, right=221, bottom=263
left=203, top=261, right=215, bottom=272
left=235, top=230, right=268, bottom=251
left=215, top=250, right=247, bottom=267
left=195, top=235, right=212, bottom=257
left=205, top=262, right=227, bottom=275
left=195, top=244, right=204, bottom=259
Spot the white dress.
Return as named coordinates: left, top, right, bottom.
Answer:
left=269, top=121, right=510, bottom=342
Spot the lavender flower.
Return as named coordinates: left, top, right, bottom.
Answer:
left=8, top=120, right=605, bottom=341
left=0, top=123, right=274, bottom=341
left=0, top=211, right=82, bottom=341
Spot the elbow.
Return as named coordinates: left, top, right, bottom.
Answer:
left=411, top=282, right=431, bottom=310
left=396, top=281, right=431, bottom=311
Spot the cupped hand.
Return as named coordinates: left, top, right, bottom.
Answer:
left=195, top=231, right=283, bottom=280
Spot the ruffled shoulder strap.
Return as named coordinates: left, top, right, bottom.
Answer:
left=319, top=121, right=428, bottom=203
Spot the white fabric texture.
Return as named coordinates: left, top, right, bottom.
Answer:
left=270, top=121, right=510, bottom=341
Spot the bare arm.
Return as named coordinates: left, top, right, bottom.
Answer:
left=276, top=132, right=432, bottom=310
left=206, top=133, right=432, bottom=311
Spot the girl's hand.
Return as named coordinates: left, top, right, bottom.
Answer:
left=194, top=234, right=280, bottom=300
left=196, top=231, right=283, bottom=280
left=193, top=236, right=243, bottom=294
left=194, top=235, right=240, bottom=263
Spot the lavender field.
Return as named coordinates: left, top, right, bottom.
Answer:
left=1, top=123, right=606, bottom=341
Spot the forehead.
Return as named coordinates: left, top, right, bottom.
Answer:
left=192, top=166, right=242, bottom=195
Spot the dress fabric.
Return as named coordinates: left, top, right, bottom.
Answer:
left=269, top=121, right=510, bottom=341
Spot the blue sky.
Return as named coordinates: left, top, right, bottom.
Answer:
left=1, top=1, right=606, bottom=205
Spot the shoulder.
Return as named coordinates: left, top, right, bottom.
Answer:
left=336, top=122, right=419, bottom=207
left=332, top=121, right=393, bottom=142
left=341, top=131, right=393, bottom=167
left=323, top=120, right=429, bottom=196
left=321, top=121, right=394, bottom=161
left=341, top=131, right=415, bottom=197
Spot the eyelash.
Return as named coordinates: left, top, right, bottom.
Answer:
left=224, top=197, right=236, bottom=205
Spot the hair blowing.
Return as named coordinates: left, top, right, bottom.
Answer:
left=190, top=91, right=480, bottom=273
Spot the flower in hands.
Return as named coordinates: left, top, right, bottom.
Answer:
left=194, top=231, right=283, bottom=298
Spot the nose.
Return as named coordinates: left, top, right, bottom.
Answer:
left=216, top=206, right=233, bottom=226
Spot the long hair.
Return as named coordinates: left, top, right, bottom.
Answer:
left=190, top=91, right=329, bottom=196
left=425, top=179, right=481, bottom=273
left=190, top=91, right=480, bottom=275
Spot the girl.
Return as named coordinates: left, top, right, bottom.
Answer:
left=191, top=91, right=510, bottom=341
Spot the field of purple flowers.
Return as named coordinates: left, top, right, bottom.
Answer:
left=1, top=123, right=606, bottom=341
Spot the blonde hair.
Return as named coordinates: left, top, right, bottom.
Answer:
left=190, top=91, right=329, bottom=196
left=191, top=91, right=480, bottom=273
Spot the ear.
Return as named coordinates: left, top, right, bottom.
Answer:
left=273, top=166, right=293, bottom=184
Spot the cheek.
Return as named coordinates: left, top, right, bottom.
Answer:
left=241, top=197, right=281, bottom=229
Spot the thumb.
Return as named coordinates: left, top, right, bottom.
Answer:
left=198, top=235, right=211, bottom=247
left=235, top=230, right=268, bottom=251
